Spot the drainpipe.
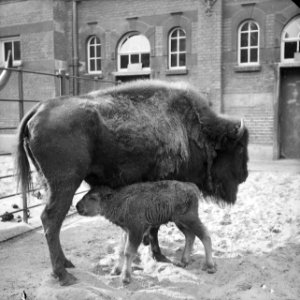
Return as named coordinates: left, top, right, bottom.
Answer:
left=72, top=0, right=79, bottom=95
left=0, top=50, right=12, bottom=90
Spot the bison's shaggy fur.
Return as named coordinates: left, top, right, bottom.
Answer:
left=15, top=79, right=248, bottom=285
left=76, top=181, right=216, bottom=284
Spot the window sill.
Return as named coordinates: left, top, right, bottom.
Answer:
left=234, top=65, right=261, bottom=72
left=112, top=70, right=151, bottom=76
left=83, top=73, right=103, bottom=79
left=165, top=68, right=188, bottom=76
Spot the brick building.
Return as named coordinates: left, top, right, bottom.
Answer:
left=0, top=0, right=300, bottom=159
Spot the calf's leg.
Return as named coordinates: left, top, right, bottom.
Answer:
left=121, top=230, right=142, bottom=284
left=147, top=226, right=170, bottom=262
left=175, top=223, right=195, bottom=267
left=111, top=231, right=126, bottom=275
left=181, top=217, right=216, bottom=273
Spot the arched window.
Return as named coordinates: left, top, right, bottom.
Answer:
left=281, top=17, right=300, bottom=62
left=238, top=21, right=259, bottom=65
left=169, top=28, right=186, bottom=69
left=118, top=33, right=150, bottom=72
left=87, top=36, right=101, bottom=74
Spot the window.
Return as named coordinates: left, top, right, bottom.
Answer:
left=87, top=36, right=101, bottom=74
left=118, top=33, right=150, bottom=72
left=169, top=28, right=186, bottom=69
left=281, top=17, right=300, bottom=62
left=0, top=37, right=21, bottom=66
left=238, top=21, right=259, bottom=65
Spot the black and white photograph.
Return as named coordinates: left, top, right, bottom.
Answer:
left=0, top=0, right=299, bottom=299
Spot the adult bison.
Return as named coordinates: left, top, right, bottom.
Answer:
left=15, top=80, right=248, bottom=285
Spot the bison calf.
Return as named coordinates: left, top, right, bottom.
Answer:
left=76, top=181, right=216, bottom=284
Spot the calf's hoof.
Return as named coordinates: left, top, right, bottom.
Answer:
left=202, top=262, right=217, bottom=274
left=174, top=260, right=188, bottom=268
left=121, top=270, right=131, bottom=285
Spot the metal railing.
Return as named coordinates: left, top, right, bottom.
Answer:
left=0, top=66, right=116, bottom=223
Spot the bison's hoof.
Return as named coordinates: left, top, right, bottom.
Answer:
left=111, top=266, right=122, bottom=276
left=202, top=262, right=217, bottom=274
left=64, top=259, right=75, bottom=268
left=153, top=253, right=171, bottom=263
left=59, top=272, right=78, bottom=286
left=121, top=271, right=131, bottom=285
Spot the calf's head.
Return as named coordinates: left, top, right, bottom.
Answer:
left=76, top=186, right=113, bottom=216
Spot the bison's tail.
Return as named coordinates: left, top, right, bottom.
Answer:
left=15, top=104, right=40, bottom=194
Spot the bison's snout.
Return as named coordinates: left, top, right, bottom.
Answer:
left=76, top=201, right=86, bottom=215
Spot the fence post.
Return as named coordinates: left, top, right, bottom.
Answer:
left=18, top=67, right=28, bottom=223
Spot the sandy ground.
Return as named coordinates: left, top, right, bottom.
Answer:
left=0, top=157, right=300, bottom=299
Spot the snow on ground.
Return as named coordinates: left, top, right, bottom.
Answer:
left=0, top=155, right=300, bottom=299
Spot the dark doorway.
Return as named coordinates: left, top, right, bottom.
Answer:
left=279, top=68, right=300, bottom=158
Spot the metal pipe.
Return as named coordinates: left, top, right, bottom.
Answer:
left=0, top=50, right=12, bottom=90
left=72, top=0, right=79, bottom=95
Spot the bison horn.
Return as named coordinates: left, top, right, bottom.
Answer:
left=236, top=118, right=245, bottom=138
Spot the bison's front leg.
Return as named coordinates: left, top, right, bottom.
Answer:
left=146, top=226, right=170, bottom=263
left=41, top=185, right=78, bottom=286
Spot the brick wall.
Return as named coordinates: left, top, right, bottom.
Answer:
left=222, top=0, right=300, bottom=152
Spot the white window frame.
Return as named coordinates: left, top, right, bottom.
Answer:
left=87, top=36, right=102, bottom=74
left=281, top=17, right=300, bottom=63
left=0, top=37, right=21, bottom=67
left=117, top=33, right=151, bottom=73
left=238, top=20, right=260, bottom=66
left=168, top=27, right=187, bottom=70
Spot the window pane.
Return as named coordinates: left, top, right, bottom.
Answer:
left=4, top=42, right=12, bottom=61
left=179, top=39, right=186, bottom=51
left=171, top=30, right=178, bottom=38
left=90, top=37, right=95, bottom=45
left=178, top=29, right=185, bottom=37
left=171, top=54, right=177, bottom=67
left=90, top=59, right=95, bottom=71
left=250, top=22, right=258, bottom=31
left=241, top=23, right=248, bottom=32
left=250, top=49, right=258, bottom=62
left=250, top=32, right=258, bottom=46
left=131, top=54, right=139, bottom=64
left=90, top=46, right=95, bottom=58
left=14, top=41, right=21, bottom=60
left=96, top=59, right=101, bottom=71
left=284, top=41, right=297, bottom=59
left=141, top=53, right=150, bottom=68
left=240, top=49, right=248, bottom=63
left=240, top=33, right=248, bottom=47
left=96, top=45, right=101, bottom=58
left=120, top=55, right=129, bottom=68
left=179, top=53, right=186, bottom=66
left=171, top=39, right=177, bottom=52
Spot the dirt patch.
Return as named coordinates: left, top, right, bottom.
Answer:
left=0, top=171, right=299, bottom=299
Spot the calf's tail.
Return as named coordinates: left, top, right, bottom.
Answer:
left=15, top=104, right=40, bottom=194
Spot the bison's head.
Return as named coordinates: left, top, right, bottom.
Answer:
left=192, top=118, right=249, bottom=205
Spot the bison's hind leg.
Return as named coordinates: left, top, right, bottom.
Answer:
left=41, top=180, right=82, bottom=286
